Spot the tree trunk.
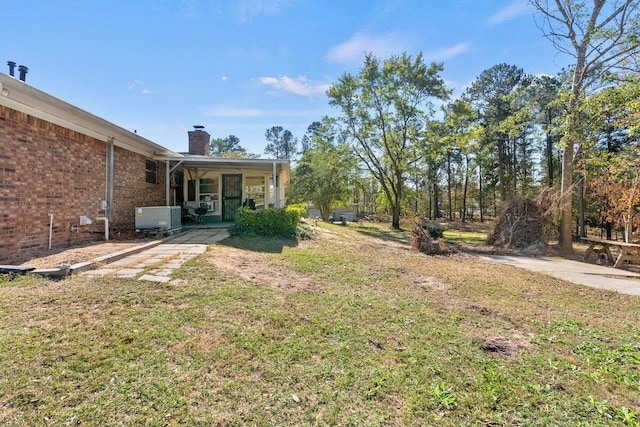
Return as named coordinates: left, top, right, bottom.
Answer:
left=578, top=176, right=586, bottom=237
left=512, top=135, right=518, bottom=194
left=391, top=204, right=401, bottom=229
left=433, top=182, right=440, bottom=219
left=558, top=141, right=574, bottom=252
left=428, top=186, right=433, bottom=220
left=493, top=186, right=497, bottom=218
left=319, top=204, right=332, bottom=222
left=546, top=110, right=554, bottom=187
left=447, top=152, right=453, bottom=220
left=497, top=137, right=506, bottom=201
left=479, top=164, right=484, bottom=223
left=462, top=154, right=469, bottom=223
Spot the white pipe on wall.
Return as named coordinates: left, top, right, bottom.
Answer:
left=48, top=213, right=53, bottom=249
left=96, top=217, right=109, bottom=241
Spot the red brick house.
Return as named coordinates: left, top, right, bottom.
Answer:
left=0, top=72, right=289, bottom=264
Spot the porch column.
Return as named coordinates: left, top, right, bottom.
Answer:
left=273, top=162, right=279, bottom=208
left=167, top=160, right=184, bottom=207
left=166, top=161, right=170, bottom=206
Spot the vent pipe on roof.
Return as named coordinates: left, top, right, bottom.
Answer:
left=18, top=65, right=28, bottom=82
left=7, top=61, right=16, bottom=77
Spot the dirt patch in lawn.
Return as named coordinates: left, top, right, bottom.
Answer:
left=204, top=245, right=326, bottom=292
left=475, top=334, right=530, bottom=359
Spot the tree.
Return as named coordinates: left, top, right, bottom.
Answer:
left=288, top=119, right=356, bottom=221
left=327, top=52, right=449, bottom=229
left=582, top=77, right=640, bottom=238
left=528, top=74, right=564, bottom=187
left=465, top=63, right=529, bottom=201
left=441, top=99, right=483, bottom=222
left=589, top=146, right=640, bottom=242
left=210, top=135, right=257, bottom=158
left=300, top=121, right=323, bottom=154
left=532, top=0, right=640, bottom=252
left=264, top=126, right=298, bottom=159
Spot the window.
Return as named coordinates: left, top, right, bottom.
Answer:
left=199, top=178, right=217, bottom=194
left=145, top=159, right=157, bottom=184
left=199, top=177, right=219, bottom=211
left=187, top=179, right=196, bottom=202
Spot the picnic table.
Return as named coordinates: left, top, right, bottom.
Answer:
left=581, top=237, right=640, bottom=268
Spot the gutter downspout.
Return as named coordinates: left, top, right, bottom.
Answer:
left=106, top=138, right=114, bottom=221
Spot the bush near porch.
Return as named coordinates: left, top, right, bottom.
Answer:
left=230, top=204, right=307, bottom=237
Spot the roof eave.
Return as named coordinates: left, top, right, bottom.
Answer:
left=0, top=73, right=181, bottom=158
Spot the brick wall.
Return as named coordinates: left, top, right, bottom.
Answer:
left=0, top=105, right=165, bottom=264
left=188, top=129, right=210, bottom=156
left=111, top=147, right=166, bottom=228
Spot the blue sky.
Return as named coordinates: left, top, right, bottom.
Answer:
left=3, top=0, right=571, bottom=155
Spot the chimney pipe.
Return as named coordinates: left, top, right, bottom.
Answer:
left=7, top=61, right=16, bottom=77
left=18, top=65, right=28, bottom=82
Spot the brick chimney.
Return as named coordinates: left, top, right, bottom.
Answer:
left=188, top=125, right=210, bottom=156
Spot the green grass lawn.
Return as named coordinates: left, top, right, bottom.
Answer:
left=1, top=224, right=639, bottom=426
left=442, top=230, right=488, bottom=245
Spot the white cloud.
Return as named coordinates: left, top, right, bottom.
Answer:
left=326, top=32, right=411, bottom=63
left=128, top=80, right=153, bottom=94
left=128, top=80, right=143, bottom=90
left=221, top=75, right=228, bottom=81
left=426, top=42, right=471, bottom=61
left=259, top=75, right=330, bottom=96
left=487, top=1, right=530, bottom=26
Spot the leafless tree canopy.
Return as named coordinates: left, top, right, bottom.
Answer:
left=532, top=0, right=640, bottom=82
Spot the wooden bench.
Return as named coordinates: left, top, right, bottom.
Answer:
left=581, top=237, right=640, bottom=268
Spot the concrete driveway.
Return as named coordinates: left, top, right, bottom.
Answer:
left=478, top=254, right=640, bottom=296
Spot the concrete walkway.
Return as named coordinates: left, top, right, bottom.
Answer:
left=84, top=228, right=229, bottom=283
left=478, top=254, right=640, bottom=296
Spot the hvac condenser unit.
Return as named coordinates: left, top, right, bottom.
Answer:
left=135, top=206, right=181, bottom=229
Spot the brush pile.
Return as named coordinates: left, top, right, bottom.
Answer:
left=488, top=194, right=556, bottom=253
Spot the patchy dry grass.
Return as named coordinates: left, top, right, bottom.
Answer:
left=1, top=223, right=639, bottom=426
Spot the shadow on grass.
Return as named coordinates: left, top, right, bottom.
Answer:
left=217, top=234, right=299, bottom=254
left=352, top=226, right=412, bottom=246
left=442, top=232, right=488, bottom=245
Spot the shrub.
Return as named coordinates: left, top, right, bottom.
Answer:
left=286, top=203, right=307, bottom=219
left=296, top=222, right=316, bottom=240
left=229, top=204, right=307, bottom=237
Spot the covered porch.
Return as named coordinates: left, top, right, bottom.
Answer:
left=158, top=156, right=291, bottom=223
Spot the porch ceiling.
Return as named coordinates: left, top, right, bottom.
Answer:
left=159, top=156, right=291, bottom=176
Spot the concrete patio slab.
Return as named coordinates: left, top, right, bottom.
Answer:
left=76, top=228, right=229, bottom=281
